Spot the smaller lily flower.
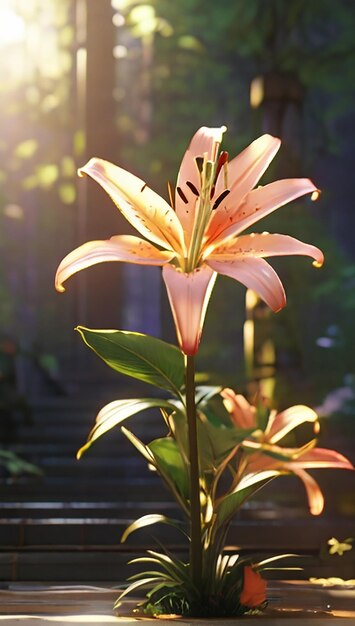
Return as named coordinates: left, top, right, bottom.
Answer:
left=55, top=127, right=323, bottom=355
left=221, top=389, right=353, bottom=515
left=221, top=387, right=319, bottom=442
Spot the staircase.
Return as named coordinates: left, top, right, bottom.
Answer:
left=1, top=383, right=354, bottom=584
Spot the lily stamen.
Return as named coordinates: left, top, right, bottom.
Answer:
left=215, top=150, right=229, bottom=186
left=212, top=189, right=231, bottom=211
left=186, top=181, right=200, bottom=196
left=167, top=181, right=175, bottom=209
left=177, top=186, right=188, bottom=204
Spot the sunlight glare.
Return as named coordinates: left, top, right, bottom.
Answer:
left=0, top=4, right=25, bottom=46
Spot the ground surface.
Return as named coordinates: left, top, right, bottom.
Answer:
left=0, top=582, right=355, bottom=624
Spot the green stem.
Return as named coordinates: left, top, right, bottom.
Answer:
left=185, top=354, right=202, bottom=592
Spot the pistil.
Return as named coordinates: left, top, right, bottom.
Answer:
left=186, top=157, right=216, bottom=271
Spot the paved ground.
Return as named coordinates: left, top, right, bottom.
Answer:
left=0, top=583, right=354, bottom=624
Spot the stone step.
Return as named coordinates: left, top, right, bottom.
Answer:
left=31, top=456, right=156, bottom=477
left=0, top=500, right=178, bottom=517
left=1, top=511, right=354, bottom=551
left=0, top=541, right=353, bottom=583
left=0, top=475, right=170, bottom=500
left=0, top=548, right=149, bottom=582
left=0, top=517, right=181, bottom=548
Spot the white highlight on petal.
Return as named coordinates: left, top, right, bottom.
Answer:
left=55, top=235, right=173, bottom=292
left=79, top=158, right=185, bottom=255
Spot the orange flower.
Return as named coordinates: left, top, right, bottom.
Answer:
left=221, top=389, right=353, bottom=515
left=240, top=566, right=266, bottom=608
left=55, top=127, right=323, bottom=355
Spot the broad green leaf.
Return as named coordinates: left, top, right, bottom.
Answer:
left=168, top=411, right=189, bottom=465
left=121, top=513, right=187, bottom=543
left=170, top=412, right=253, bottom=475
left=208, top=424, right=256, bottom=462
left=121, top=431, right=190, bottom=518
left=77, top=398, right=177, bottom=459
left=148, top=437, right=189, bottom=502
left=215, top=472, right=276, bottom=529
left=76, top=327, right=184, bottom=397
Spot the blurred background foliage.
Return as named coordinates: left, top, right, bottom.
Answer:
left=115, top=0, right=355, bottom=407
left=0, top=0, right=355, bottom=410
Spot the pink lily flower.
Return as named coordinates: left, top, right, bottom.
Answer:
left=242, top=447, right=353, bottom=516
left=221, top=389, right=353, bottom=515
left=221, top=387, right=320, bottom=441
left=55, top=127, right=323, bottom=355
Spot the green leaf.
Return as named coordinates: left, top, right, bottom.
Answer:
left=215, top=472, right=276, bottom=529
left=148, top=437, right=189, bottom=502
left=77, top=398, right=178, bottom=459
left=121, top=513, right=187, bottom=543
left=201, top=393, right=235, bottom=428
left=0, top=449, right=42, bottom=477
left=197, top=417, right=255, bottom=472
left=121, top=427, right=155, bottom=464
left=169, top=411, right=252, bottom=476
left=195, top=385, right=223, bottom=405
left=76, top=327, right=184, bottom=396
left=257, top=554, right=299, bottom=568
left=121, top=430, right=190, bottom=515
left=114, top=577, right=163, bottom=607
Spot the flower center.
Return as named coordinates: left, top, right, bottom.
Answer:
left=185, top=156, right=215, bottom=272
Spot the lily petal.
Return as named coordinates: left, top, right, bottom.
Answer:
left=162, top=264, right=217, bottom=355
left=210, top=134, right=281, bottom=238
left=265, top=405, right=319, bottom=444
left=208, top=178, right=317, bottom=248
left=209, top=233, right=324, bottom=268
left=292, top=468, right=324, bottom=515
left=175, top=126, right=226, bottom=243
left=291, top=448, right=354, bottom=470
left=79, top=158, right=185, bottom=255
left=207, top=257, right=286, bottom=312
left=221, top=388, right=257, bottom=429
left=246, top=446, right=353, bottom=475
left=188, top=125, right=226, bottom=163
left=55, top=235, right=174, bottom=292
left=242, top=456, right=325, bottom=515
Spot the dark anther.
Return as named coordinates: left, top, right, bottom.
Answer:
left=195, top=156, right=204, bottom=173
left=186, top=181, right=199, bottom=196
left=215, top=151, right=229, bottom=183
left=177, top=186, right=188, bottom=204
left=141, top=183, right=147, bottom=192
left=212, top=189, right=230, bottom=210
